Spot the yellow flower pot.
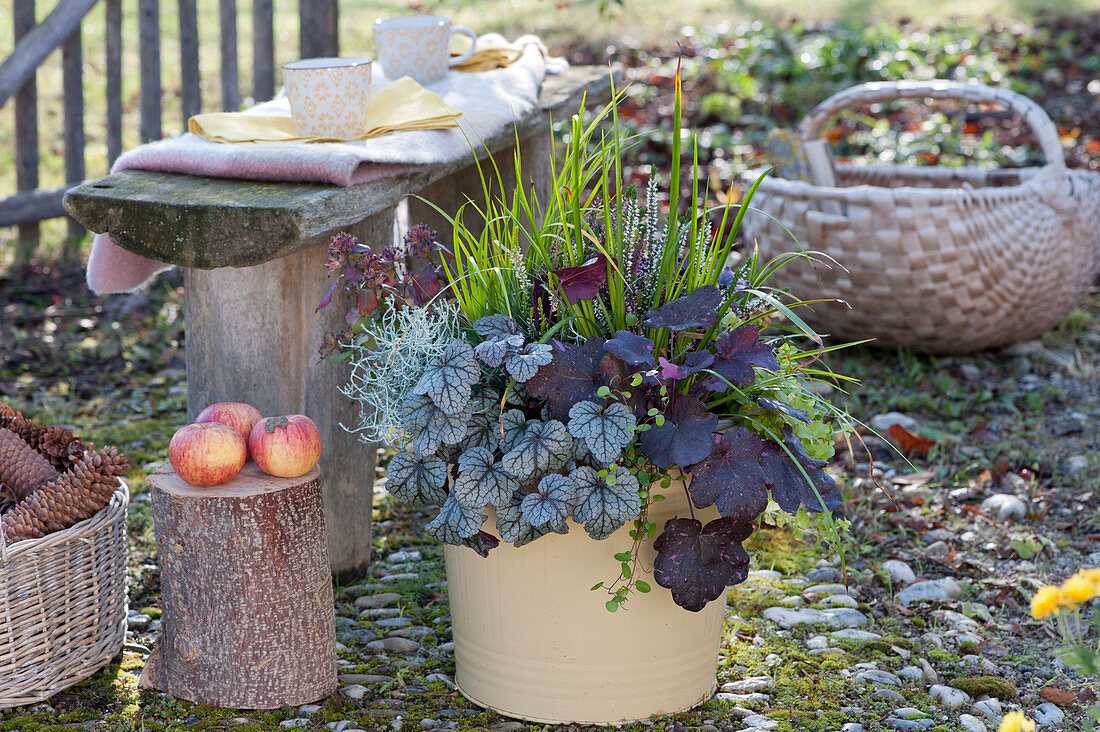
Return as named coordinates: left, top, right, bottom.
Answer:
left=443, top=480, right=724, bottom=724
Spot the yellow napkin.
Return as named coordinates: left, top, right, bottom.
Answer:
left=449, top=34, right=523, bottom=72
left=188, top=77, right=462, bottom=143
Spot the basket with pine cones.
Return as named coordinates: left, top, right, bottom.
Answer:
left=0, top=404, right=130, bottom=708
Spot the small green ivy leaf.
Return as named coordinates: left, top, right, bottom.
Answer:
left=636, top=580, right=652, bottom=593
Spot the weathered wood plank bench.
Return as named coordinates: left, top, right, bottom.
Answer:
left=63, top=66, right=615, bottom=579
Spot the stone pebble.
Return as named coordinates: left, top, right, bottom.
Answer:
left=355, top=592, right=403, bottom=609
left=959, top=714, right=988, bottom=732
left=980, top=493, right=1028, bottom=521
left=366, top=637, right=421, bottom=653
left=929, top=684, right=971, bottom=711
left=1034, top=702, right=1065, bottom=726
left=720, top=676, right=774, bottom=694
left=896, top=578, right=962, bottom=607
left=762, top=607, right=867, bottom=629
left=881, top=560, right=917, bottom=586
left=854, top=669, right=902, bottom=687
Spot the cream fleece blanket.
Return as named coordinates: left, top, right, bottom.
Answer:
left=87, top=36, right=564, bottom=293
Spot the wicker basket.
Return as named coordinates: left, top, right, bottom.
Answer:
left=0, top=482, right=129, bottom=708
left=741, top=80, right=1100, bottom=353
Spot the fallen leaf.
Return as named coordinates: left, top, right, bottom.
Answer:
left=886, top=424, right=935, bottom=457
left=1039, top=686, right=1076, bottom=707
left=1078, top=686, right=1097, bottom=705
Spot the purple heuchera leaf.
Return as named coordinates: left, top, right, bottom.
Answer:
left=460, top=530, right=500, bottom=557
left=604, top=331, right=655, bottom=367
left=643, top=286, right=722, bottom=331
left=759, top=427, right=842, bottom=514
left=638, top=396, right=717, bottom=468
left=551, top=253, right=611, bottom=303
left=755, top=396, right=811, bottom=424
left=702, top=324, right=780, bottom=390
left=653, top=516, right=753, bottom=612
left=687, top=427, right=769, bottom=523
left=525, top=336, right=609, bottom=421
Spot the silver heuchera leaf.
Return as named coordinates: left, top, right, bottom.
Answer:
left=501, top=419, right=572, bottom=482
left=504, top=342, right=553, bottom=383
left=386, top=451, right=449, bottom=506
left=520, top=473, right=575, bottom=531
left=488, top=409, right=529, bottom=454
left=412, top=339, right=480, bottom=415
left=425, top=493, right=485, bottom=544
left=401, top=393, right=471, bottom=455
left=472, top=314, right=520, bottom=338
left=567, top=400, right=637, bottom=465
left=571, top=466, right=642, bottom=540
left=474, top=332, right=525, bottom=368
left=452, top=447, right=519, bottom=510
left=496, top=490, right=556, bottom=547
left=455, top=412, right=493, bottom=453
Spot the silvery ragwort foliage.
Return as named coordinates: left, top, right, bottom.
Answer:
left=340, top=300, right=461, bottom=445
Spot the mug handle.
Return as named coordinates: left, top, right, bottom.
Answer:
left=448, top=26, right=479, bottom=67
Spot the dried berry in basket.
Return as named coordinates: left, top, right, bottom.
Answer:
left=0, top=404, right=128, bottom=545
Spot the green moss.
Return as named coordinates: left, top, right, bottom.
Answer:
left=927, top=649, right=955, bottom=664
left=957, top=640, right=980, bottom=656
left=948, top=676, right=1019, bottom=700
left=140, top=606, right=162, bottom=619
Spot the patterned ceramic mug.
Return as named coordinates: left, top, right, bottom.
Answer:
left=282, top=57, right=372, bottom=139
left=373, top=15, right=478, bottom=85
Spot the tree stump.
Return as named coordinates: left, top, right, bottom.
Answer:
left=140, top=461, right=337, bottom=708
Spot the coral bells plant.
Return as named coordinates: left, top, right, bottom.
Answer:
left=319, top=67, right=852, bottom=612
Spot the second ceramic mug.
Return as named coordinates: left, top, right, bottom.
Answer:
left=282, top=57, right=372, bottom=139
left=373, top=15, right=477, bottom=85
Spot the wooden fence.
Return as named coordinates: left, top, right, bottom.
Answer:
left=0, top=0, right=337, bottom=264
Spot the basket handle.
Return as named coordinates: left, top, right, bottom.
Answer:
left=798, top=80, right=1066, bottom=173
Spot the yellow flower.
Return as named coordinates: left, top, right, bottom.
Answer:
left=1078, top=567, right=1100, bottom=587
left=998, top=710, right=1036, bottom=732
left=1061, top=573, right=1097, bottom=605
left=1030, top=586, right=1062, bottom=618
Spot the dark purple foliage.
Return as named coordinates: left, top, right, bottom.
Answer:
left=643, top=286, right=722, bottom=331
left=759, top=427, right=842, bottom=514
left=461, top=530, right=500, bottom=557
left=755, top=396, right=811, bottom=424
left=638, top=396, right=717, bottom=468
left=653, top=516, right=753, bottom=611
left=702, top=325, right=780, bottom=390
left=686, top=427, right=769, bottom=523
left=525, top=337, right=609, bottom=421
left=551, top=253, right=611, bottom=303
left=604, top=330, right=655, bottom=367
left=406, top=264, right=444, bottom=306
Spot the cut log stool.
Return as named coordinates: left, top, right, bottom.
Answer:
left=141, top=461, right=337, bottom=708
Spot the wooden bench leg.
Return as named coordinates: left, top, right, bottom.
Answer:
left=183, top=210, right=394, bottom=579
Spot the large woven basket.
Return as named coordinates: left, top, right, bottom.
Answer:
left=741, top=80, right=1100, bottom=353
left=0, top=482, right=129, bottom=708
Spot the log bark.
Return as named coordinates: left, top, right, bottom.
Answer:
left=141, top=461, right=337, bottom=708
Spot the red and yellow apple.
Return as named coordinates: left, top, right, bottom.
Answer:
left=195, top=401, right=263, bottom=444
left=248, top=414, right=322, bottom=478
left=168, top=422, right=248, bottom=486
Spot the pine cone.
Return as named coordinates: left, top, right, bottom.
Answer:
left=2, top=447, right=127, bottom=544
left=0, top=426, right=59, bottom=500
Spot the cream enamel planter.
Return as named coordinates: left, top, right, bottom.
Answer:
left=443, top=480, right=724, bottom=724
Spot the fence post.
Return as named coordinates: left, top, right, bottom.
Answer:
left=13, top=0, right=40, bottom=260
left=299, top=0, right=338, bottom=59
left=219, top=0, right=239, bottom=111
left=62, top=23, right=85, bottom=251
left=139, top=0, right=162, bottom=142
left=253, top=0, right=274, bottom=102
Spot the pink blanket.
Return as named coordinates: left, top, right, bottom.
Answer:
left=88, top=39, right=558, bottom=293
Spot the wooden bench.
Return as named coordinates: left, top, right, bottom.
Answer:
left=63, top=66, right=615, bottom=579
